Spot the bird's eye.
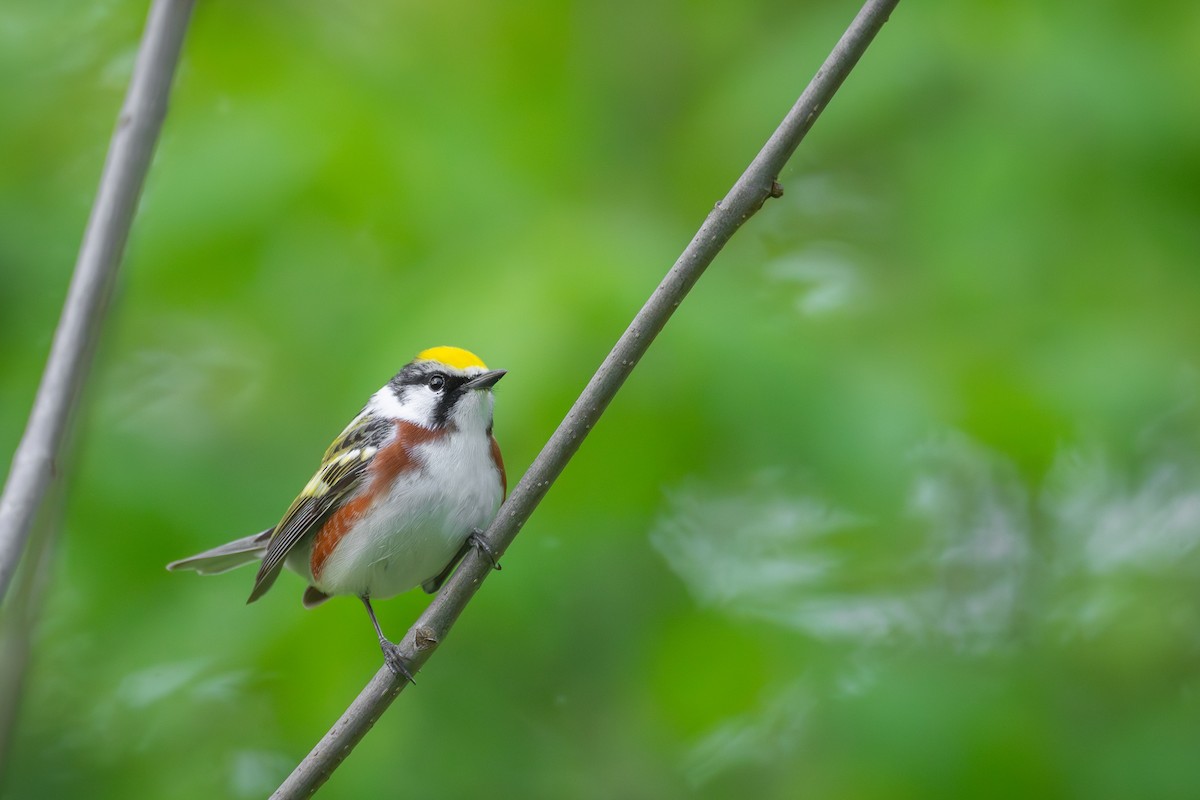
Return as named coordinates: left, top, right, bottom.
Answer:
left=428, top=374, right=446, bottom=392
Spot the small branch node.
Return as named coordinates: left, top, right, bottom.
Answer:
left=414, top=626, right=439, bottom=651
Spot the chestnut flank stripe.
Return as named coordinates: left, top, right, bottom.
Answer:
left=490, top=435, right=506, bottom=498
left=310, top=421, right=444, bottom=581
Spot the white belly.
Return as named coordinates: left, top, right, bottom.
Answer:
left=311, top=429, right=503, bottom=599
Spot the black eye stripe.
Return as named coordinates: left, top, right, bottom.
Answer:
left=388, top=366, right=472, bottom=429
left=392, top=367, right=465, bottom=389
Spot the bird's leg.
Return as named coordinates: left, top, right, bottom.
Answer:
left=360, top=596, right=415, bottom=683
left=467, top=527, right=502, bottom=571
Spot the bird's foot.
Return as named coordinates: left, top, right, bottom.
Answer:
left=380, top=640, right=416, bottom=684
left=468, top=528, right=501, bottom=571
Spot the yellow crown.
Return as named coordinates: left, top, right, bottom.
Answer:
left=416, top=346, right=488, bottom=371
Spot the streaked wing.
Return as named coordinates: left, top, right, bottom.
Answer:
left=247, top=411, right=392, bottom=602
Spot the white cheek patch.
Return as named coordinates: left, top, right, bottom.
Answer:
left=369, top=386, right=436, bottom=425
left=371, top=378, right=495, bottom=433
left=368, top=387, right=405, bottom=417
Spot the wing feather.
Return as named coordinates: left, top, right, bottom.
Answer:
left=246, top=411, right=392, bottom=603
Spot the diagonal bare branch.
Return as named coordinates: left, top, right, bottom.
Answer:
left=271, top=0, right=901, bottom=796
left=0, top=0, right=197, bottom=604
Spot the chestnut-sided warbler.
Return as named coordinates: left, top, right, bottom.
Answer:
left=167, top=346, right=506, bottom=680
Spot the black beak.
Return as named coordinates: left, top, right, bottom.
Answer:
left=463, top=369, right=507, bottom=391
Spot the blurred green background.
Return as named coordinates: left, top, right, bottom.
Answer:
left=3, top=0, right=1200, bottom=797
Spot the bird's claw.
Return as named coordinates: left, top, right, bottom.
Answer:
left=380, top=640, right=416, bottom=684
left=468, top=528, right=501, bottom=571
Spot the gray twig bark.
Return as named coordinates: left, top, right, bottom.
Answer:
left=271, top=0, right=901, bottom=796
left=0, top=0, right=196, bottom=603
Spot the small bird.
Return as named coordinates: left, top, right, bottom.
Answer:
left=167, top=346, right=507, bottom=680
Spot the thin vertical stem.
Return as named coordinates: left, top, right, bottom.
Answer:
left=0, top=0, right=196, bottom=602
